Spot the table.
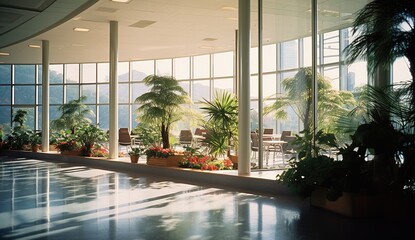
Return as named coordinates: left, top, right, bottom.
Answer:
left=263, top=140, right=287, bottom=166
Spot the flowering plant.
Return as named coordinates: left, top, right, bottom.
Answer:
left=145, top=146, right=176, bottom=158
left=56, top=140, right=80, bottom=152
left=178, top=147, right=233, bottom=170
left=92, top=146, right=109, bottom=157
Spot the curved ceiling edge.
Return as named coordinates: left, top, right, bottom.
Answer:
left=0, top=0, right=98, bottom=49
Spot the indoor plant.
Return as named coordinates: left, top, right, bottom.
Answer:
left=134, top=75, right=188, bottom=149
left=30, top=132, right=41, bottom=152
left=145, top=145, right=184, bottom=167
left=128, top=146, right=144, bottom=163
left=76, top=123, right=108, bottom=156
left=201, top=91, right=238, bottom=161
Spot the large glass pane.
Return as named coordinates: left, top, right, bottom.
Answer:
left=66, top=85, right=79, bottom=102
left=118, top=105, right=129, bottom=128
left=14, top=86, right=35, bottom=104
left=178, top=81, right=190, bottom=96
left=192, top=80, right=210, bottom=102
left=37, top=106, right=42, bottom=130
left=173, top=57, right=190, bottom=80
left=347, top=61, right=367, bottom=91
left=118, top=62, right=129, bottom=82
left=0, top=86, right=11, bottom=104
left=250, top=47, right=258, bottom=74
left=213, top=52, right=233, bottom=77
left=37, top=65, right=42, bottom=84
left=66, top=64, right=79, bottom=83
left=118, top=83, right=129, bottom=103
left=302, top=37, right=312, bottom=67
left=38, top=86, right=42, bottom=104
left=87, top=105, right=96, bottom=125
left=393, top=57, right=411, bottom=84
left=323, top=65, right=340, bottom=90
left=280, top=40, right=298, bottom=70
left=0, top=65, right=11, bottom=84
left=50, top=85, right=63, bottom=104
left=323, top=30, right=340, bottom=64
left=132, top=60, right=154, bottom=81
left=49, top=65, right=63, bottom=84
left=82, top=85, right=96, bottom=104
left=250, top=76, right=259, bottom=99
left=98, top=105, right=109, bottom=130
left=82, top=63, right=96, bottom=83
left=132, top=104, right=140, bottom=128
left=263, top=74, right=277, bottom=98
left=263, top=44, right=276, bottom=72
left=213, top=78, right=233, bottom=95
left=98, top=84, right=109, bottom=104
left=13, top=107, right=35, bottom=129
left=14, top=65, right=35, bottom=84
left=156, top=59, right=172, bottom=76
left=0, top=106, right=11, bottom=125
left=131, top=83, right=150, bottom=102
left=50, top=106, right=60, bottom=122
left=193, top=55, right=210, bottom=79
left=98, top=63, right=109, bottom=83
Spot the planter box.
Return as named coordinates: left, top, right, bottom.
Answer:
left=147, top=155, right=185, bottom=167
left=61, top=150, right=82, bottom=156
left=310, top=187, right=412, bottom=218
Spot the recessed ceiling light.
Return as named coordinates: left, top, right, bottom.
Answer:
left=0, top=52, right=10, bottom=56
left=111, top=0, right=131, bottom=3
left=73, top=27, right=90, bottom=32
left=222, top=6, right=237, bottom=11
left=28, top=44, right=41, bottom=48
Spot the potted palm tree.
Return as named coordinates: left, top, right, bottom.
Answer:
left=201, top=91, right=238, bottom=163
left=51, top=96, right=94, bottom=134
left=134, top=75, right=188, bottom=149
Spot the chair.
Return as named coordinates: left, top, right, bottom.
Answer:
left=263, top=128, right=274, bottom=141
left=179, top=130, right=193, bottom=147
left=119, top=128, right=135, bottom=146
left=194, top=128, right=207, bottom=147
left=250, top=132, right=259, bottom=160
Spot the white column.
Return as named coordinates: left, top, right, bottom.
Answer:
left=109, top=21, right=119, bottom=159
left=238, top=0, right=251, bottom=175
left=258, top=0, right=264, bottom=169
left=41, top=40, right=49, bottom=152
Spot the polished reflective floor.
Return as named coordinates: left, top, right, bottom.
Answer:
left=1, top=156, right=413, bottom=240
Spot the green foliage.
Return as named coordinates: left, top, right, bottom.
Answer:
left=51, top=96, right=94, bottom=134
left=135, top=75, right=188, bottom=149
left=6, top=128, right=32, bottom=150
left=30, top=132, right=41, bottom=147
left=75, top=124, right=108, bottom=156
left=128, top=146, right=145, bottom=156
left=264, top=68, right=356, bottom=141
left=201, top=91, right=238, bottom=157
left=12, top=110, right=28, bottom=128
left=132, top=122, right=161, bottom=147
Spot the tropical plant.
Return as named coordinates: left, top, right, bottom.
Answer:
left=344, top=0, right=415, bottom=120
left=132, top=122, right=161, bottom=147
left=51, top=96, right=94, bottom=134
left=30, top=132, right=41, bottom=147
left=134, top=75, right=188, bottom=149
left=75, top=124, right=108, bottom=156
left=264, top=68, right=356, bottom=138
left=201, top=91, right=238, bottom=158
left=12, top=109, right=28, bottom=128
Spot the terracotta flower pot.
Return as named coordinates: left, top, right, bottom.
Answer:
left=130, top=155, right=139, bottom=163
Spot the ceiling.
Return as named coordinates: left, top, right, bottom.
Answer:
left=0, top=0, right=369, bottom=64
